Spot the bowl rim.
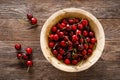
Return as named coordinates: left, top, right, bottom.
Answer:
left=40, top=8, right=105, bottom=72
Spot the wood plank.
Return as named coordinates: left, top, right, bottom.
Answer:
left=0, top=19, right=119, bottom=41
left=0, top=0, right=119, bottom=19
left=0, top=41, right=119, bottom=80
left=0, top=41, right=119, bottom=61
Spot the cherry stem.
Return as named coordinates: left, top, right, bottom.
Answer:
left=27, top=66, right=30, bottom=72
left=79, top=18, right=83, bottom=24
left=72, top=18, right=83, bottom=25
left=84, top=39, right=88, bottom=44
left=53, top=43, right=58, bottom=49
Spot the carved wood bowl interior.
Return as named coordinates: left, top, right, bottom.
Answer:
left=40, top=8, right=105, bottom=72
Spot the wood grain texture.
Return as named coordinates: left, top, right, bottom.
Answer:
left=0, top=41, right=119, bottom=80
left=0, top=0, right=119, bottom=19
left=0, top=19, right=119, bottom=41
left=0, top=0, right=120, bottom=80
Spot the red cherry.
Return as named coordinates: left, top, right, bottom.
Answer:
left=31, top=17, right=37, bottom=25
left=26, top=60, right=33, bottom=72
left=48, top=41, right=55, bottom=48
left=58, top=31, right=64, bottom=38
left=59, top=48, right=65, bottom=55
left=89, top=44, right=94, bottom=49
left=64, top=59, right=70, bottom=65
left=49, top=34, right=54, bottom=40
left=15, top=43, right=21, bottom=50
left=91, top=38, right=97, bottom=44
left=83, top=30, right=88, bottom=36
left=51, top=26, right=57, bottom=32
left=59, top=23, right=66, bottom=29
left=52, top=49, right=58, bottom=56
left=53, top=34, right=59, bottom=41
left=78, top=23, right=83, bottom=30
left=79, top=38, right=84, bottom=43
left=26, top=60, right=33, bottom=67
left=56, top=29, right=60, bottom=34
left=78, top=44, right=84, bottom=51
left=68, top=19, right=74, bottom=24
left=17, top=53, right=23, bottom=59
left=22, top=54, right=28, bottom=60
left=84, top=44, right=88, bottom=49
left=82, top=49, right=87, bottom=56
left=71, top=25, right=77, bottom=31
left=60, top=40, right=66, bottom=47
left=74, top=18, right=79, bottom=23
left=72, top=35, right=78, bottom=42
left=86, top=37, right=90, bottom=42
left=27, top=13, right=33, bottom=20
left=72, top=60, right=78, bottom=65
left=66, top=24, right=71, bottom=31
left=89, top=31, right=94, bottom=37
left=76, top=29, right=82, bottom=35
left=57, top=54, right=63, bottom=60
left=82, top=19, right=88, bottom=26
left=88, top=49, right=93, bottom=55
left=62, top=19, right=67, bottom=24
left=26, top=48, right=32, bottom=55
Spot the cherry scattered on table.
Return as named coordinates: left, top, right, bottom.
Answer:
left=48, top=18, right=97, bottom=65
left=14, top=43, right=33, bottom=72
left=27, top=13, right=37, bottom=25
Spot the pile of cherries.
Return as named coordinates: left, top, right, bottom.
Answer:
left=48, top=18, right=97, bottom=65
left=15, top=43, right=33, bottom=72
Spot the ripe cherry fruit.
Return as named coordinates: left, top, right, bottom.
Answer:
left=31, top=17, right=37, bottom=25
left=15, top=43, right=21, bottom=50
left=91, top=38, right=97, bottom=44
left=52, top=49, right=58, bottom=56
left=72, top=35, right=78, bottom=42
left=64, top=59, right=70, bottom=65
left=57, top=54, right=63, bottom=60
left=22, top=54, right=28, bottom=60
left=60, top=40, right=66, bottom=47
left=27, top=13, right=33, bottom=20
left=82, top=19, right=88, bottom=26
left=17, top=53, right=23, bottom=59
left=26, top=47, right=32, bottom=55
left=53, top=34, right=59, bottom=41
left=78, top=23, right=83, bottom=30
left=26, top=60, right=33, bottom=72
left=51, top=26, right=57, bottom=32
left=72, top=60, right=78, bottom=65
left=48, top=41, right=55, bottom=48
left=83, top=30, right=88, bottom=37
left=71, top=25, right=77, bottom=31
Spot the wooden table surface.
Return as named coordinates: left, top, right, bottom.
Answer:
left=0, top=0, right=120, bottom=80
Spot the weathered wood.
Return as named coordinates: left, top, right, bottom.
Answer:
left=0, top=41, right=119, bottom=80
left=0, top=19, right=119, bottom=41
left=0, top=0, right=120, bottom=80
left=0, top=0, right=119, bottom=19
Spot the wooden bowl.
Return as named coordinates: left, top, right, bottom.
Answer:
left=40, top=8, right=105, bottom=72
